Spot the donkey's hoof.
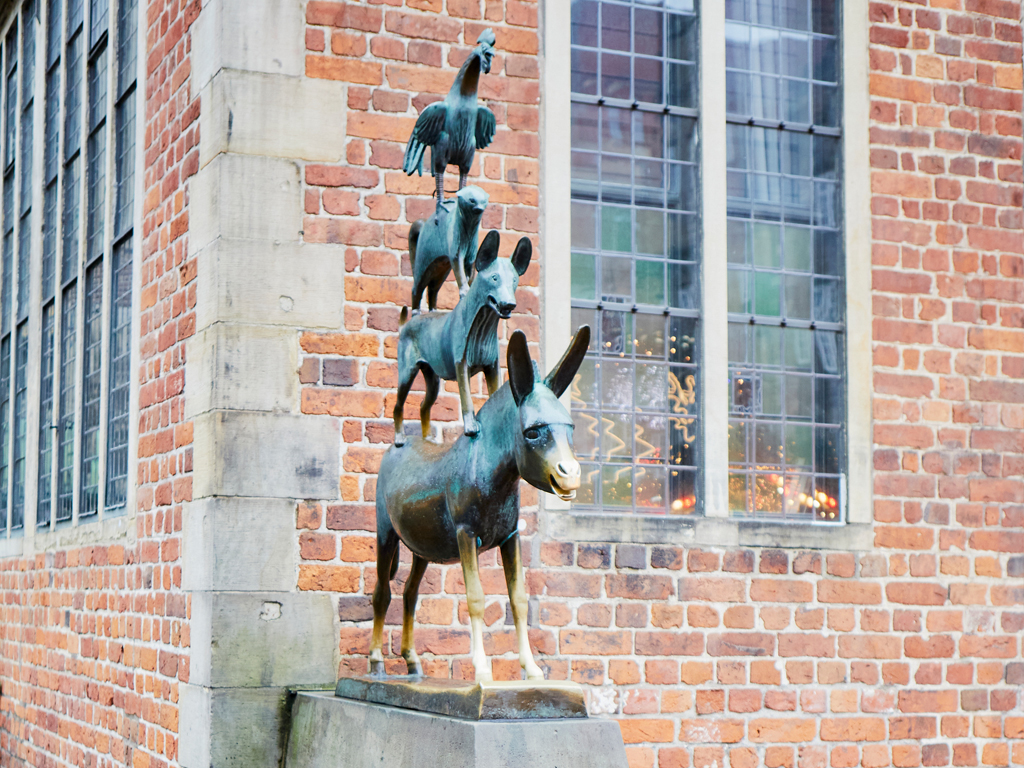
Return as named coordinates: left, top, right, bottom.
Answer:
left=394, top=432, right=407, bottom=447
left=524, top=663, right=545, bottom=681
left=464, top=421, right=480, bottom=438
left=369, top=659, right=386, bottom=678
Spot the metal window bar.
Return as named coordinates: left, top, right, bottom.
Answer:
left=79, top=261, right=101, bottom=517
left=37, top=301, right=54, bottom=527
left=56, top=283, right=75, bottom=522
left=105, top=238, right=130, bottom=509
left=11, top=321, right=26, bottom=529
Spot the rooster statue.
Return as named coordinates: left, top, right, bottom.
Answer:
left=403, top=29, right=497, bottom=210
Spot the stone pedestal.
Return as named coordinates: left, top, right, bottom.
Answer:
left=285, top=683, right=629, bottom=768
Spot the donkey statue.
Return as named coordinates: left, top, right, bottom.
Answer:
left=371, top=327, right=589, bottom=681
left=408, top=185, right=489, bottom=312
left=394, top=229, right=531, bottom=444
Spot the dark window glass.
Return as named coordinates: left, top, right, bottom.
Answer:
left=17, top=213, right=29, bottom=318
left=4, top=44, right=16, bottom=169
left=42, top=181, right=57, bottom=298
left=87, top=45, right=106, bottom=131
left=64, top=29, right=82, bottom=159
left=68, top=0, right=84, bottom=35
left=21, top=1, right=34, bottom=107
left=1, top=177, right=12, bottom=336
left=79, top=261, right=101, bottom=516
left=0, top=336, right=9, bottom=525
left=115, top=0, right=135, bottom=96
left=44, top=67, right=59, bottom=180
left=11, top=321, right=27, bottom=529
left=105, top=239, right=131, bottom=509
left=89, top=0, right=108, bottom=48
left=86, top=48, right=106, bottom=262
left=61, top=156, right=79, bottom=281
left=37, top=301, right=54, bottom=526
left=56, top=283, right=75, bottom=522
left=46, top=0, right=61, bottom=67
left=113, top=89, right=133, bottom=237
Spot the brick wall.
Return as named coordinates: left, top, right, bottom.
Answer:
left=0, top=0, right=198, bottom=765
left=294, top=1, right=1023, bottom=767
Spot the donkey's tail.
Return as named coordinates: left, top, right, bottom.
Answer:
left=400, top=307, right=409, bottom=326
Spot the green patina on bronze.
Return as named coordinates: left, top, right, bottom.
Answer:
left=370, top=328, right=589, bottom=681
left=403, top=29, right=497, bottom=208
left=334, top=677, right=588, bottom=721
left=408, top=185, right=490, bottom=311
left=394, top=230, right=532, bottom=442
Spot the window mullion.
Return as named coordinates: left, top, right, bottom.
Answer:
left=699, top=0, right=728, bottom=518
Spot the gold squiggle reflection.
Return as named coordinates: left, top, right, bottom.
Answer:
left=668, top=372, right=697, bottom=444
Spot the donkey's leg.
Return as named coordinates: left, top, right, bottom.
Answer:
left=427, top=282, right=442, bottom=313
left=370, top=530, right=400, bottom=676
left=400, top=555, right=428, bottom=675
left=483, top=362, right=500, bottom=396
left=456, top=528, right=491, bottom=681
left=455, top=360, right=479, bottom=437
left=420, top=369, right=440, bottom=440
left=500, top=533, right=544, bottom=680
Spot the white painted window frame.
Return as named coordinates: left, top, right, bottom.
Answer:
left=0, top=0, right=143, bottom=558
left=539, top=0, right=871, bottom=548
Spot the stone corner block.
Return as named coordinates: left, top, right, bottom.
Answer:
left=189, top=154, right=302, bottom=256
left=201, top=70, right=347, bottom=167
left=184, top=323, right=299, bottom=419
left=192, top=410, right=340, bottom=500
left=194, top=239, right=344, bottom=332
left=191, top=0, right=305, bottom=98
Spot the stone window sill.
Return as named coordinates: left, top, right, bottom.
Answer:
left=543, top=511, right=874, bottom=551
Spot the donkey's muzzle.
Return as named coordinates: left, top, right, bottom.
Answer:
left=550, top=460, right=581, bottom=499
left=497, top=301, right=516, bottom=318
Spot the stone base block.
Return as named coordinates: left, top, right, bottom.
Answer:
left=285, top=692, right=628, bottom=768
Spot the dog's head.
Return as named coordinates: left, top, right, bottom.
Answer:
left=470, top=230, right=531, bottom=319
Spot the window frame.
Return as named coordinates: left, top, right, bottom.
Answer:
left=0, top=0, right=143, bottom=557
left=540, top=0, right=871, bottom=548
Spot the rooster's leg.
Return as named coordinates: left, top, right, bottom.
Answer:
left=435, top=173, right=445, bottom=207
left=458, top=172, right=467, bottom=190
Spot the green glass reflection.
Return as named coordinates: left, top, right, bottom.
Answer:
left=728, top=421, right=747, bottom=463
left=754, top=271, right=781, bottom=316
left=754, top=325, right=782, bottom=365
left=601, top=205, right=631, bottom=252
left=785, top=423, right=812, bottom=467
left=636, top=209, right=665, bottom=255
left=728, top=269, right=748, bottom=313
left=602, top=464, right=633, bottom=507
left=761, top=373, right=782, bottom=415
left=729, top=472, right=749, bottom=514
left=785, top=327, right=813, bottom=370
left=727, top=220, right=748, bottom=264
left=571, top=202, right=597, bottom=249
left=571, top=252, right=596, bottom=300
left=752, top=222, right=780, bottom=267
left=636, top=260, right=665, bottom=305
left=784, top=226, right=811, bottom=271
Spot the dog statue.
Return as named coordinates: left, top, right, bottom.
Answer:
left=408, top=185, right=489, bottom=313
left=393, top=230, right=532, bottom=444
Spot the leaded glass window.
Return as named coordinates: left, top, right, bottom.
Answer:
left=570, top=0, right=702, bottom=514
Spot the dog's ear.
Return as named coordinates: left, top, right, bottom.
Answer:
left=507, top=331, right=535, bottom=407
left=511, top=237, right=532, bottom=276
left=475, top=230, right=500, bottom=271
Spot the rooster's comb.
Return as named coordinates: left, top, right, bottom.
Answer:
left=477, top=28, right=496, bottom=47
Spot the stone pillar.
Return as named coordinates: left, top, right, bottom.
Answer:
left=178, top=1, right=348, bottom=765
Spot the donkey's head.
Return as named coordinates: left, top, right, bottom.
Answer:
left=506, top=327, right=590, bottom=501
left=470, top=230, right=531, bottom=319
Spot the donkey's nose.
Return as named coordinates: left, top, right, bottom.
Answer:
left=556, top=461, right=580, bottom=480
left=497, top=302, right=516, bottom=318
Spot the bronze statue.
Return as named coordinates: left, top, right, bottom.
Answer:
left=403, top=29, right=497, bottom=209
left=409, top=185, right=489, bottom=310
left=371, top=328, right=589, bottom=681
left=394, top=230, right=531, bottom=443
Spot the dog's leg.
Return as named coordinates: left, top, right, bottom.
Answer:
left=420, top=369, right=439, bottom=440
left=393, top=361, right=418, bottom=446
left=456, top=359, right=479, bottom=437
left=500, top=532, right=544, bottom=680
left=457, top=528, right=491, bottom=682
left=401, top=555, right=428, bottom=676
left=484, top=362, right=500, bottom=396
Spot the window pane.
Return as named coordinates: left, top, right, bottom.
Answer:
left=89, top=0, right=108, bottom=48
left=37, top=302, right=55, bottom=527
left=0, top=336, right=8, bottom=527
left=114, top=89, right=134, bottom=237
left=62, top=156, right=80, bottom=281
left=105, top=239, right=131, bottom=510
left=11, top=321, right=27, bottom=529
left=64, top=30, right=82, bottom=159
left=57, top=283, right=76, bottom=522
left=80, top=262, right=102, bottom=517
left=116, top=0, right=137, bottom=96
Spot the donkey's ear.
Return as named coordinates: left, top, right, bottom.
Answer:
left=544, top=325, right=591, bottom=398
left=511, top=237, right=532, bottom=276
left=475, top=230, right=500, bottom=271
left=507, top=330, right=535, bottom=407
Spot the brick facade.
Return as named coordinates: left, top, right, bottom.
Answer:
left=293, top=1, right=1024, bottom=768
left=0, top=0, right=197, bottom=765
left=0, top=0, right=1021, bottom=767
